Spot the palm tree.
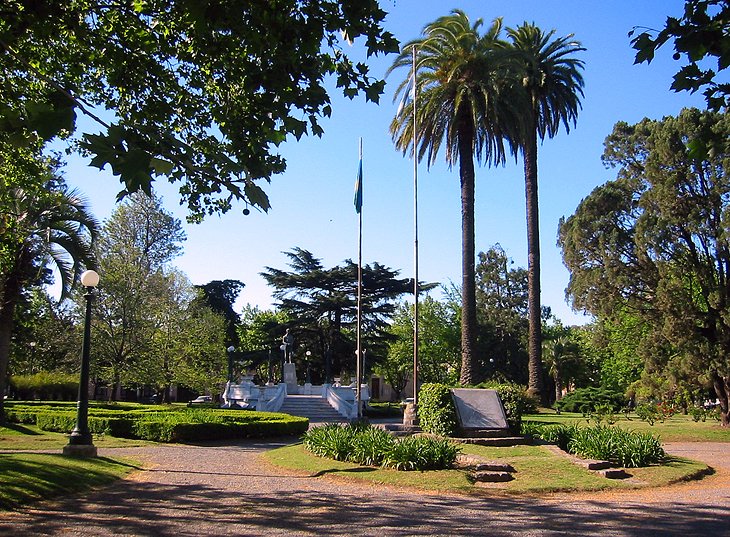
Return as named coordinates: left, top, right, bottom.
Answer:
left=0, top=180, right=98, bottom=422
left=506, top=23, right=585, bottom=401
left=542, top=334, right=580, bottom=402
left=388, top=10, right=519, bottom=385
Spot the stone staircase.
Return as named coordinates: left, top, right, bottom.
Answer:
left=278, top=394, right=346, bottom=423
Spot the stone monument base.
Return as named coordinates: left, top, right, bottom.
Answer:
left=63, top=444, right=98, bottom=458
left=283, top=362, right=298, bottom=393
left=402, top=402, right=419, bottom=428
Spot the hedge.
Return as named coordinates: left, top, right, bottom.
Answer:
left=418, top=383, right=458, bottom=437
left=3, top=402, right=308, bottom=442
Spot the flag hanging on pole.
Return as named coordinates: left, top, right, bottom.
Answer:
left=354, top=152, right=363, bottom=213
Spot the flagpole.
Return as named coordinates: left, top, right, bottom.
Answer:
left=412, top=45, right=419, bottom=410
left=356, top=137, right=363, bottom=420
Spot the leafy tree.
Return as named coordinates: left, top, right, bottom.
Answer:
left=237, top=306, right=291, bottom=382
left=558, top=108, right=730, bottom=425
left=91, top=192, right=185, bottom=399
left=389, top=11, right=518, bottom=385
left=0, top=168, right=97, bottom=421
left=631, top=0, right=729, bottom=111
left=9, top=288, right=81, bottom=376
left=261, top=248, right=415, bottom=382
left=381, top=296, right=460, bottom=399
left=506, top=23, right=585, bottom=401
left=133, top=270, right=226, bottom=400
left=0, top=0, right=399, bottom=219
left=542, top=321, right=582, bottom=402
left=195, top=279, right=245, bottom=348
left=474, top=245, right=529, bottom=384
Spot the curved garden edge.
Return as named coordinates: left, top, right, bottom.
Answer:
left=260, top=440, right=714, bottom=497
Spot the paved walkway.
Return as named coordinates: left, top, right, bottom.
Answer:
left=0, top=441, right=728, bottom=536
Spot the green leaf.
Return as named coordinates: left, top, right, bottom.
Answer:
left=243, top=182, right=270, bottom=212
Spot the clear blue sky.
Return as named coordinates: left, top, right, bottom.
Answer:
left=59, top=0, right=705, bottom=325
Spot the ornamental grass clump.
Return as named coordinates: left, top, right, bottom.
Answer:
left=303, top=423, right=460, bottom=471
left=567, top=425, right=665, bottom=468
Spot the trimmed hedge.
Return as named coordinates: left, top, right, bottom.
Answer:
left=418, top=383, right=458, bottom=437
left=4, top=402, right=308, bottom=442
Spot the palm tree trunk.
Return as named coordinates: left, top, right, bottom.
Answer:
left=524, top=115, right=544, bottom=401
left=458, top=125, right=478, bottom=386
left=0, top=254, right=27, bottom=424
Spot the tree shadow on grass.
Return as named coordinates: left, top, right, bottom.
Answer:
left=1, top=423, right=42, bottom=435
left=0, top=478, right=727, bottom=537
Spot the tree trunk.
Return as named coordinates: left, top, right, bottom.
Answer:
left=524, top=114, right=544, bottom=402
left=458, top=123, right=477, bottom=386
left=0, top=255, right=27, bottom=424
left=712, top=372, right=730, bottom=427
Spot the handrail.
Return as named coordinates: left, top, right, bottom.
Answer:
left=324, top=385, right=356, bottom=419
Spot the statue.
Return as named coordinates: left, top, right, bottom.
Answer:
left=282, top=329, right=294, bottom=363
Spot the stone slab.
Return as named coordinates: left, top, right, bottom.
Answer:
left=451, top=389, right=509, bottom=430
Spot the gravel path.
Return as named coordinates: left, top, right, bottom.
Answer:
left=1, top=441, right=728, bottom=536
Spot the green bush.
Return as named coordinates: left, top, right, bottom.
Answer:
left=418, top=383, right=458, bottom=437
left=381, top=435, right=460, bottom=471
left=555, top=387, right=627, bottom=414
left=567, top=425, right=665, bottom=468
left=476, top=381, right=537, bottom=429
left=4, top=402, right=307, bottom=442
left=9, top=373, right=78, bottom=401
left=303, top=424, right=460, bottom=471
left=522, top=422, right=579, bottom=451
left=636, top=402, right=660, bottom=425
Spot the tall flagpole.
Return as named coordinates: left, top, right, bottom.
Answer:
left=412, top=45, right=419, bottom=410
left=356, top=137, right=363, bottom=420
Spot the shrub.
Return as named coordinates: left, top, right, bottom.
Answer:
left=348, top=426, right=396, bottom=466
left=381, top=436, right=460, bottom=471
left=567, top=425, right=665, bottom=468
left=636, top=402, right=660, bottom=425
left=418, top=383, right=458, bottom=437
left=476, top=381, right=537, bottom=430
left=555, top=387, right=627, bottom=414
left=303, top=424, right=460, bottom=471
left=9, top=373, right=78, bottom=401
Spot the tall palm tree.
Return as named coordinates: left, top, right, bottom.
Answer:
left=542, top=334, right=580, bottom=402
left=506, top=23, right=585, bottom=401
left=389, top=10, right=519, bottom=385
left=0, top=181, right=98, bottom=422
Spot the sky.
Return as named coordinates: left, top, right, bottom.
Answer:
left=56, top=0, right=707, bottom=325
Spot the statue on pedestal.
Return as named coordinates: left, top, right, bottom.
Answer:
left=282, top=329, right=294, bottom=363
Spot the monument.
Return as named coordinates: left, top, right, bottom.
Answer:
left=451, top=388, right=509, bottom=431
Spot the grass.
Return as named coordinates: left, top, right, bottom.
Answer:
left=0, top=423, right=153, bottom=450
left=524, top=410, right=730, bottom=443
left=0, top=423, right=148, bottom=511
left=0, top=453, right=139, bottom=510
left=263, top=441, right=709, bottom=495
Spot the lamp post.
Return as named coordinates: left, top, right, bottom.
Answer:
left=64, top=270, right=99, bottom=457
left=227, top=346, right=236, bottom=383
left=305, top=350, right=312, bottom=384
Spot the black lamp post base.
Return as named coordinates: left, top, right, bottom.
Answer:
left=63, top=443, right=98, bottom=458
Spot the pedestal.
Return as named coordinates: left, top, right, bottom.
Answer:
left=403, top=402, right=419, bottom=428
left=283, top=362, right=298, bottom=394
left=63, top=444, right=98, bottom=458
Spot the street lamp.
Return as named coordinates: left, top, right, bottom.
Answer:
left=227, top=346, right=236, bottom=383
left=64, top=269, right=99, bottom=458
left=305, top=350, right=312, bottom=384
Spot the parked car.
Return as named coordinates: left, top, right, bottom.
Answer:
left=189, top=395, right=213, bottom=405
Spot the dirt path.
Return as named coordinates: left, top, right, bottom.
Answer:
left=1, top=441, right=728, bottom=536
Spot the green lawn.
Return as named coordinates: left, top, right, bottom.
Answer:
left=0, top=423, right=148, bottom=511
left=0, top=453, right=139, bottom=510
left=524, top=410, right=730, bottom=442
left=263, top=441, right=709, bottom=495
left=0, top=423, right=152, bottom=451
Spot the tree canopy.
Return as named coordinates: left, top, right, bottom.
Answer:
left=0, top=0, right=399, bottom=220
left=631, top=0, right=729, bottom=111
left=558, top=108, right=730, bottom=424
